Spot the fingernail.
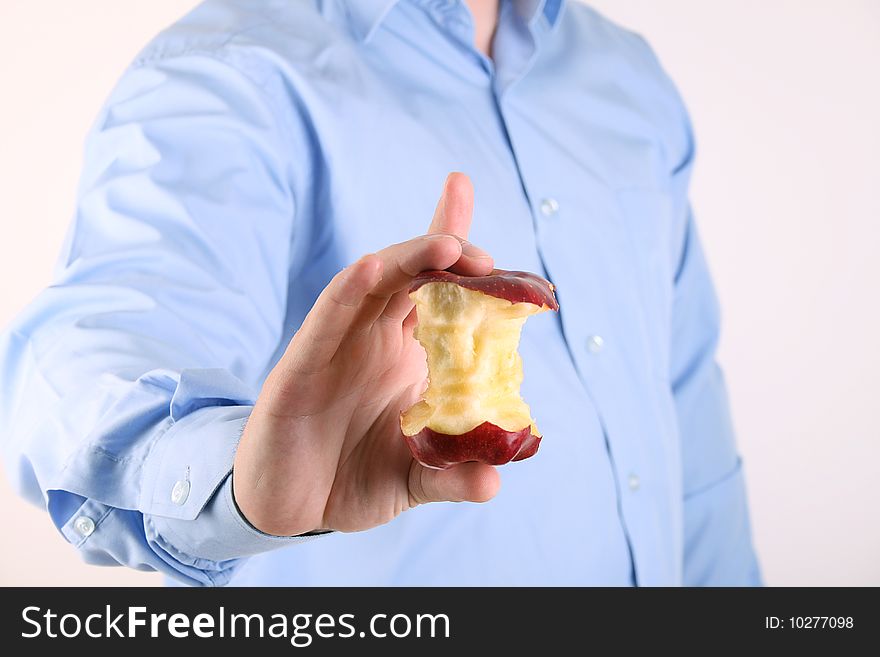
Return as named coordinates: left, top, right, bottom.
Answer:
left=461, top=240, right=491, bottom=259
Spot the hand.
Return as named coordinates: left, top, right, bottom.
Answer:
left=232, top=173, right=501, bottom=536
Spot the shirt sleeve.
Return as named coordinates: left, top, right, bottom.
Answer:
left=670, top=209, right=763, bottom=586
left=0, top=51, right=314, bottom=585
left=661, top=82, right=763, bottom=587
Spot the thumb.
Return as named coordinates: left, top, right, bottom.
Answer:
left=408, top=460, right=501, bottom=507
left=428, top=172, right=475, bottom=239
left=427, top=172, right=493, bottom=275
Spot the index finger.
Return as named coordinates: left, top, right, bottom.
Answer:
left=368, top=233, right=463, bottom=298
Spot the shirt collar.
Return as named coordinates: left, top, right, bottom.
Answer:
left=342, top=0, right=565, bottom=43
left=513, top=0, right=564, bottom=28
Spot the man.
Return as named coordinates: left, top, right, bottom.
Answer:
left=0, top=0, right=761, bottom=585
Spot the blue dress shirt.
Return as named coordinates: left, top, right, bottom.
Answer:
left=0, top=0, right=761, bottom=586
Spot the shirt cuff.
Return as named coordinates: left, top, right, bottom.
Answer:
left=143, top=404, right=324, bottom=563
left=150, top=473, right=320, bottom=562
left=140, top=404, right=251, bottom=521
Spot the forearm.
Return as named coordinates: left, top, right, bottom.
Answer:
left=0, top=49, right=304, bottom=584
left=0, top=332, right=292, bottom=584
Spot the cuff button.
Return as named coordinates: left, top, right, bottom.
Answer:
left=73, top=515, right=95, bottom=538
left=171, top=480, right=191, bottom=506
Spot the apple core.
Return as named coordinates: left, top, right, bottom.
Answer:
left=401, top=269, right=558, bottom=469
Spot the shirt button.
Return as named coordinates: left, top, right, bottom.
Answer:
left=539, top=197, right=559, bottom=217
left=73, top=516, right=95, bottom=537
left=586, top=335, right=604, bottom=353
left=171, top=480, right=191, bottom=506
left=628, top=474, right=641, bottom=491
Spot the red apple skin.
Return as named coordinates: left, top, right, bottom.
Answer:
left=403, top=422, right=542, bottom=470
left=409, top=269, right=559, bottom=311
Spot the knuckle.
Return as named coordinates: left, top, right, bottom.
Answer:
left=407, top=462, right=430, bottom=507
left=326, top=288, right=360, bottom=309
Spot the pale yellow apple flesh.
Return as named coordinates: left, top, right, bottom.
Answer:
left=400, top=281, right=544, bottom=438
